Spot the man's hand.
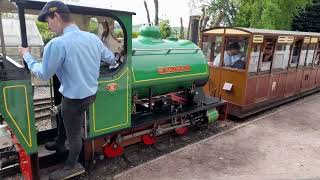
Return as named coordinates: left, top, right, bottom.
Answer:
left=18, top=46, right=31, bottom=57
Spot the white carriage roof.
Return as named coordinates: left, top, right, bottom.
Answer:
left=204, top=27, right=320, bottom=37
left=239, top=27, right=320, bottom=37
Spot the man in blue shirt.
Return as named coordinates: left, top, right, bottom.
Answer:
left=18, top=1, right=116, bottom=179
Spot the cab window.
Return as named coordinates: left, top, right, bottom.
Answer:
left=217, top=37, right=248, bottom=70
left=88, top=16, right=126, bottom=76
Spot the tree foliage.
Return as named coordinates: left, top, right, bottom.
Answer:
left=292, top=0, right=320, bottom=32
left=36, top=21, right=55, bottom=45
left=235, top=0, right=312, bottom=30
left=189, top=0, right=241, bottom=29
left=159, top=20, right=171, bottom=39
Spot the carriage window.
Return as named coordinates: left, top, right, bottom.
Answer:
left=202, top=36, right=213, bottom=62
left=306, top=44, right=316, bottom=66
left=298, top=44, right=308, bottom=66
left=272, top=44, right=291, bottom=70
left=217, top=37, right=248, bottom=70
left=314, top=43, right=320, bottom=65
left=249, top=44, right=261, bottom=73
left=289, top=39, right=303, bottom=68
left=259, top=39, right=276, bottom=72
left=203, top=36, right=223, bottom=67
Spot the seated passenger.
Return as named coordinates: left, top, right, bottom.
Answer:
left=213, top=42, right=245, bottom=69
left=262, top=42, right=274, bottom=62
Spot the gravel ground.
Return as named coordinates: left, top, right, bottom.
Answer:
left=33, top=86, right=51, bottom=100
left=33, top=86, right=52, bottom=131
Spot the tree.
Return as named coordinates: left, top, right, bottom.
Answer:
left=235, top=0, right=312, bottom=30
left=154, top=0, right=159, bottom=26
left=36, top=21, right=55, bottom=45
left=144, top=0, right=151, bottom=25
left=190, top=0, right=241, bottom=28
left=292, top=0, right=320, bottom=32
left=180, top=17, right=185, bottom=39
left=159, top=20, right=171, bottom=39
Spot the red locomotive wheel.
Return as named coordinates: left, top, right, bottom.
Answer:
left=175, top=127, right=188, bottom=135
left=142, top=134, right=156, bottom=145
left=103, top=142, right=124, bottom=158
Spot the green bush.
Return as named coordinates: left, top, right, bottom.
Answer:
left=36, top=21, right=55, bottom=45
left=159, top=20, right=171, bottom=39
left=132, top=31, right=140, bottom=38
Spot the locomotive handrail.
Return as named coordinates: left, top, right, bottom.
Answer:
left=132, top=48, right=200, bottom=55
left=16, top=2, right=30, bottom=72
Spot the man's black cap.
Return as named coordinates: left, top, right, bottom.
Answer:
left=38, top=1, right=70, bottom=22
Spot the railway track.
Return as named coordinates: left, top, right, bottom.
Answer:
left=34, top=97, right=53, bottom=121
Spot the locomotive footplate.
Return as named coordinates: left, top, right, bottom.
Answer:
left=132, top=97, right=225, bottom=128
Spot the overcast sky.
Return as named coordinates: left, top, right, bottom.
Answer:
left=37, top=0, right=202, bottom=27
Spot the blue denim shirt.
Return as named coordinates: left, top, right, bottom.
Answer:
left=23, top=24, right=115, bottom=99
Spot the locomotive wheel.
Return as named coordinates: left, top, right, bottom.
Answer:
left=175, top=127, right=188, bottom=135
left=103, top=142, right=124, bottom=158
left=142, top=133, right=156, bottom=145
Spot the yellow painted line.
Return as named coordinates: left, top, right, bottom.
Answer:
left=3, top=85, right=32, bottom=147
left=93, top=69, right=129, bottom=133
left=133, top=72, right=208, bottom=83
left=98, top=67, right=128, bottom=83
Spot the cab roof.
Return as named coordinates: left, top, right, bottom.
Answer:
left=1, top=0, right=136, bottom=16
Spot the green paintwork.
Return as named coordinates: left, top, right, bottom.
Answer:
left=89, top=14, right=132, bottom=138
left=207, top=109, right=219, bottom=124
left=0, top=80, right=37, bottom=154
left=132, top=26, right=209, bottom=98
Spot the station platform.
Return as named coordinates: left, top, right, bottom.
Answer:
left=115, top=93, right=320, bottom=180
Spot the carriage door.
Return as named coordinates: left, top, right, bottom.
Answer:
left=0, top=8, right=38, bottom=154
left=88, top=16, right=132, bottom=138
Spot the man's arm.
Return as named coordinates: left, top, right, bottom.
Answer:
left=20, top=39, right=65, bottom=81
left=99, top=41, right=116, bottom=66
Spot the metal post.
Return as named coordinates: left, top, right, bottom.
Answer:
left=148, top=88, right=152, bottom=110
left=0, top=12, right=5, bottom=69
left=0, top=13, right=6, bottom=58
left=16, top=2, right=29, bottom=71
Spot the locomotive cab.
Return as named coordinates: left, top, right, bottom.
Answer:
left=0, top=0, right=134, bottom=178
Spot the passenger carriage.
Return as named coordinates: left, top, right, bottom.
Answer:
left=201, top=27, right=320, bottom=118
